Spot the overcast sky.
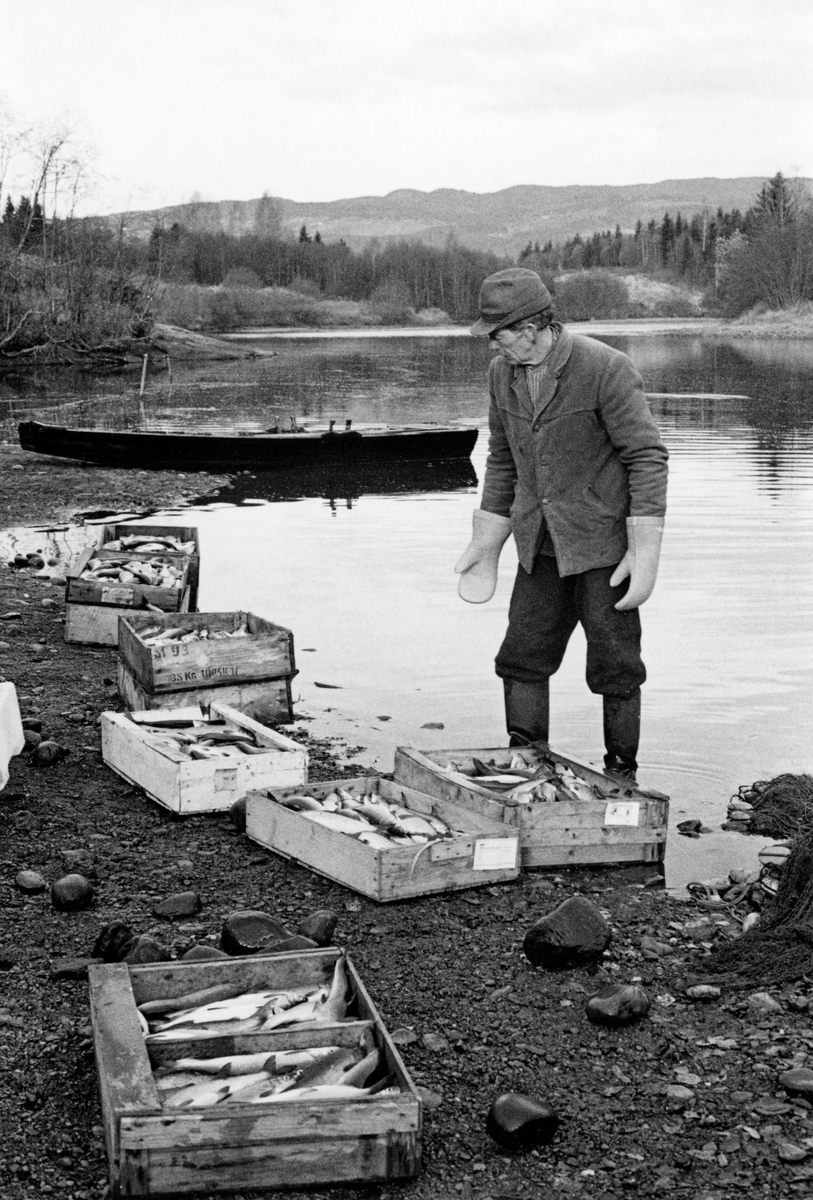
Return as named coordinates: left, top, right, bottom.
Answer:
left=2, top=0, right=812, bottom=214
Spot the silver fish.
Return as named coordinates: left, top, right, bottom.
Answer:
left=162, top=1069, right=273, bottom=1109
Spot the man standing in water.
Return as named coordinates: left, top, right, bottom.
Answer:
left=455, top=268, right=668, bottom=779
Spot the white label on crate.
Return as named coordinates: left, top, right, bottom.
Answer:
left=604, top=801, right=640, bottom=827
left=214, top=768, right=239, bottom=792
left=473, top=838, right=518, bottom=871
left=101, top=586, right=135, bottom=605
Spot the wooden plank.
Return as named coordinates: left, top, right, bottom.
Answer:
left=523, top=840, right=665, bottom=868
left=393, top=744, right=669, bottom=870
left=119, top=1131, right=418, bottom=1195
left=88, top=963, right=162, bottom=1185
left=117, top=662, right=293, bottom=724
left=118, top=610, right=294, bottom=693
left=245, top=777, right=520, bottom=902
left=128, top=947, right=340, bottom=1006
left=145, top=1021, right=377, bottom=1069
left=121, top=1096, right=418, bottom=1151
left=100, top=708, right=307, bottom=815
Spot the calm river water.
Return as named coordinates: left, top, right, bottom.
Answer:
left=2, top=322, right=812, bottom=889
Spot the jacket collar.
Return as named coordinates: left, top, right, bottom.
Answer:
left=507, top=323, right=573, bottom=418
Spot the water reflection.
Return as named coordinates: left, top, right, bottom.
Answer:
left=207, top=458, right=479, bottom=505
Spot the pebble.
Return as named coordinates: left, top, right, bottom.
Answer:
left=685, top=985, right=722, bottom=1001
left=748, top=992, right=783, bottom=1014
left=153, top=891, right=202, bottom=919
left=664, top=1084, right=696, bottom=1107
left=640, top=935, right=672, bottom=957
left=297, top=909, right=338, bottom=946
left=179, top=944, right=229, bottom=962
left=523, top=895, right=611, bottom=967
left=91, top=921, right=136, bottom=962
left=261, top=934, right=319, bottom=954
left=416, top=1086, right=443, bottom=1111
left=50, top=874, right=94, bottom=912
left=391, top=1027, right=419, bottom=1045
left=228, top=796, right=247, bottom=832
left=585, top=983, right=651, bottom=1027
left=15, top=870, right=47, bottom=894
left=780, top=1068, right=813, bottom=1099
left=120, top=934, right=171, bottom=964
left=486, top=1092, right=560, bottom=1150
left=422, top=1032, right=449, bottom=1052
left=220, top=909, right=293, bottom=955
left=29, top=740, right=69, bottom=768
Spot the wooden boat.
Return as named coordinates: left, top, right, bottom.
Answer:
left=18, top=419, right=479, bottom=470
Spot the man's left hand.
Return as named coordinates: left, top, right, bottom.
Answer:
left=610, top=517, right=665, bottom=611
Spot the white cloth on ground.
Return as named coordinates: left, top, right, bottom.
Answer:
left=0, top=682, right=25, bottom=790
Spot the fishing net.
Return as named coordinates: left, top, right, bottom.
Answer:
left=732, top=772, right=813, bottom=838
left=696, top=825, right=813, bottom=988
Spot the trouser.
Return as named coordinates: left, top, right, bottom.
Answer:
left=494, top=555, right=646, bottom=768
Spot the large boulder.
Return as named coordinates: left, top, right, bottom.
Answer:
left=523, top=895, right=611, bottom=967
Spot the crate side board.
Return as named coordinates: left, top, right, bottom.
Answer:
left=118, top=1128, right=419, bottom=1195
left=88, top=963, right=161, bottom=1186
left=117, top=663, right=293, bottom=724
left=128, top=947, right=340, bottom=1005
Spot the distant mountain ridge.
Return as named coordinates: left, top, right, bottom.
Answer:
left=112, top=178, right=785, bottom=257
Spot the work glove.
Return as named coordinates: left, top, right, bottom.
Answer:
left=610, top=516, right=664, bottom=612
left=455, top=509, right=512, bottom=604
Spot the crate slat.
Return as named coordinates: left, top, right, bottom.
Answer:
left=117, top=662, right=294, bottom=725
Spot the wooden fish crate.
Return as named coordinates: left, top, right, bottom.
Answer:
left=393, top=745, right=669, bottom=870
left=67, top=547, right=192, bottom=611
left=245, top=776, right=520, bottom=901
left=101, top=702, right=308, bottom=815
left=97, top=523, right=201, bottom=609
left=118, top=611, right=295, bottom=695
left=117, top=662, right=294, bottom=725
left=89, top=948, right=421, bottom=1197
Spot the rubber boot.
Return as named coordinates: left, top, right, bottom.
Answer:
left=503, top=678, right=550, bottom=748
left=603, top=690, right=641, bottom=779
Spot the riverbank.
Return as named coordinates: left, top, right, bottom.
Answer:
left=2, top=466, right=813, bottom=1199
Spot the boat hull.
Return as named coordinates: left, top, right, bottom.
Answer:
left=18, top=421, right=478, bottom=470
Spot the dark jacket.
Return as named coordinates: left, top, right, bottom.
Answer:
left=480, top=325, right=668, bottom=576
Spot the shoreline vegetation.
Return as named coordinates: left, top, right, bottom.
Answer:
left=2, top=159, right=813, bottom=367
